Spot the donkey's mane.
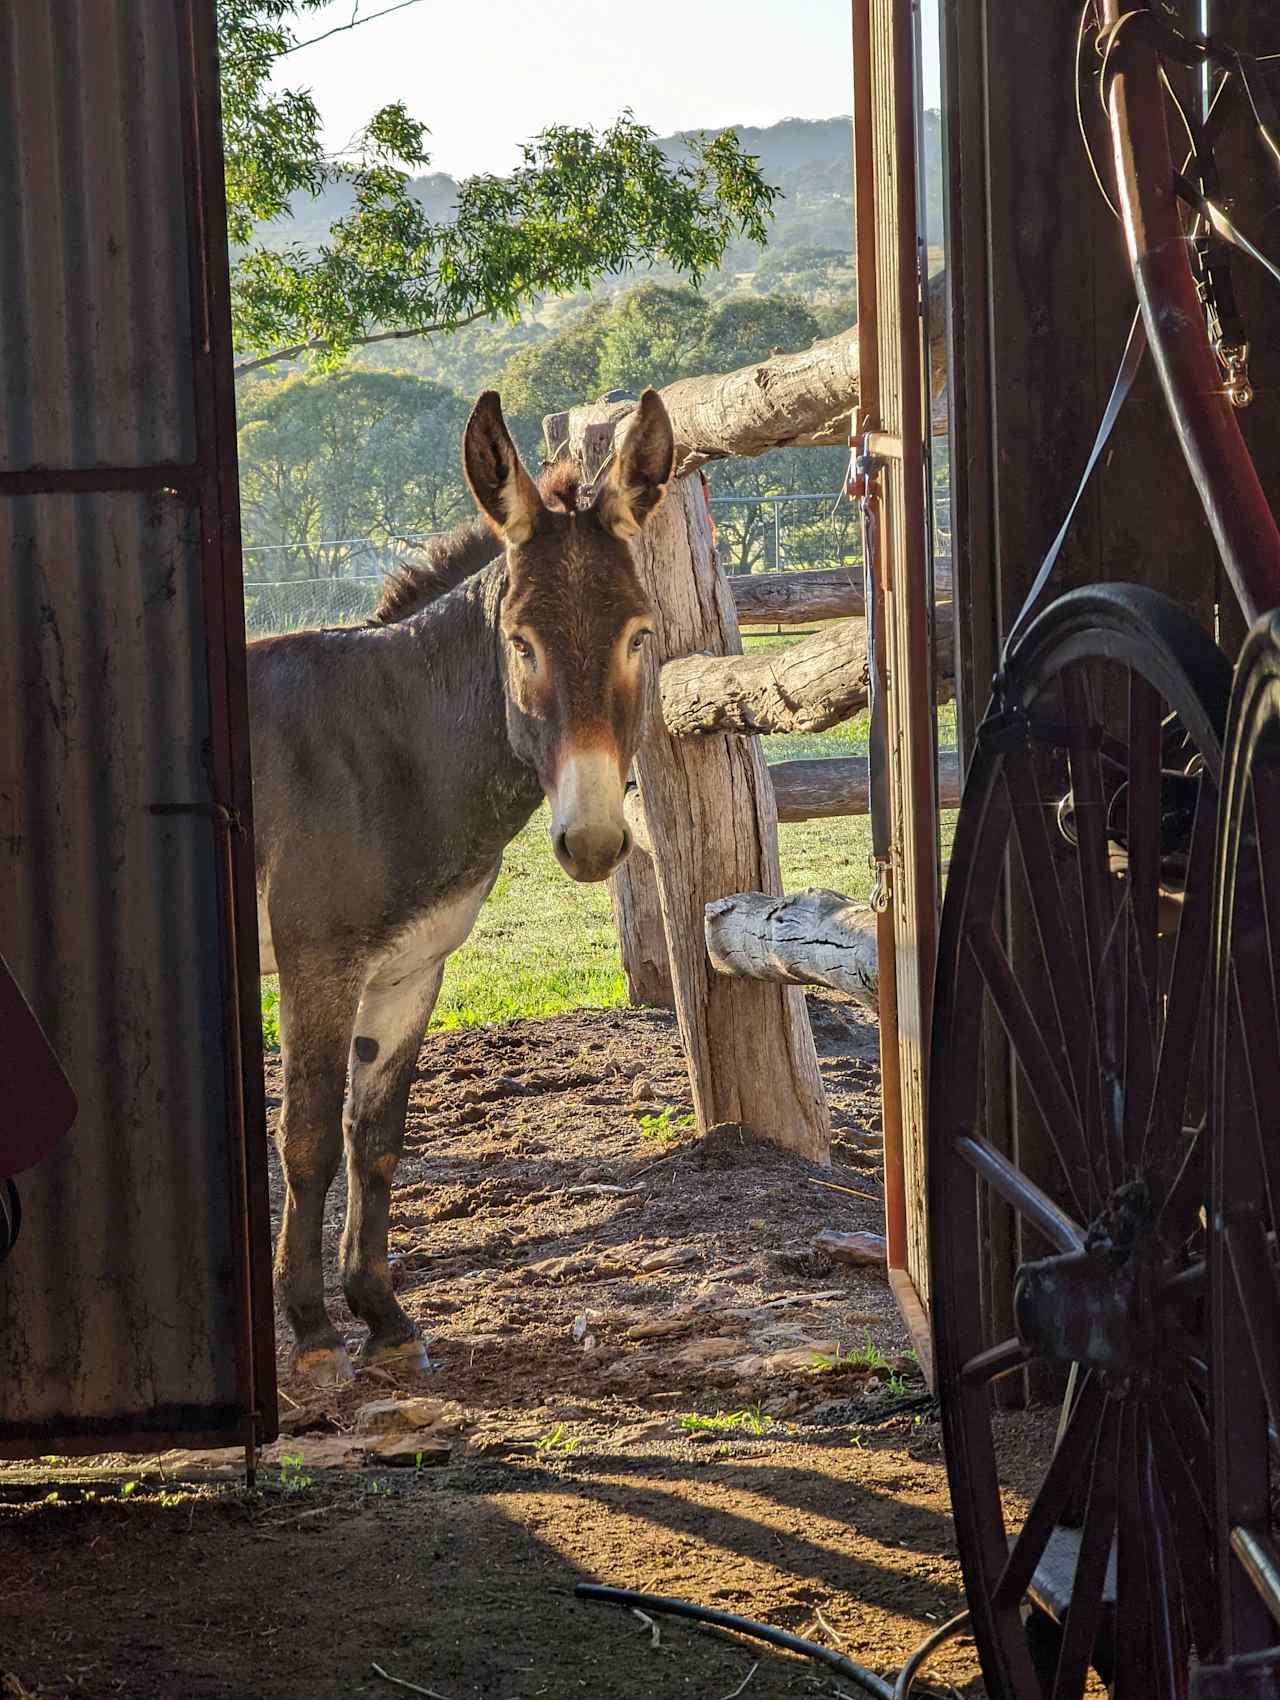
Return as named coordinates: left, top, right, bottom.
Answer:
left=371, top=459, right=585, bottom=626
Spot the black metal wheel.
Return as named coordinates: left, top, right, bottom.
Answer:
left=929, top=584, right=1232, bottom=1699
left=1206, top=611, right=1280, bottom=1697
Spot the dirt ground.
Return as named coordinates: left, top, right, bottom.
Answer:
left=1, top=995, right=988, bottom=1700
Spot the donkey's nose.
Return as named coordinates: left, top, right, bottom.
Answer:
left=555, top=822, right=630, bottom=882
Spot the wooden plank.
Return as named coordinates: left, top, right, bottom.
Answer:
left=888, top=1267, right=935, bottom=1390
left=859, top=0, right=940, bottom=1319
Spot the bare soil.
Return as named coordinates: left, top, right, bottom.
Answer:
left=1, top=996, right=987, bottom=1699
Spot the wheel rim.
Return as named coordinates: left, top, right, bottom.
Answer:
left=930, top=585, right=1231, bottom=1700
left=1210, top=611, right=1280, bottom=1688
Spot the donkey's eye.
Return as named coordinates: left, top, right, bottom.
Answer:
left=630, top=629, right=653, bottom=654
left=509, top=634, right=533, bottom=659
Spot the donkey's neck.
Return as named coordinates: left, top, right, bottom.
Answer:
left=377, top=563, right=543, bottom=861
left=250, top=561, right=543, bottom=954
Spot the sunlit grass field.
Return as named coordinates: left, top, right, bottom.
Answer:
left=258, top=628, right=958, bottom=1044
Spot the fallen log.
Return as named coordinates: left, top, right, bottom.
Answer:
left=544, top=273, right=946, bottom=478
left=769, top=751, right=961, bottom=821
left=660, top=602, right=954, bottom=739
left=626, top=751, right=961, bottom=851
left=730, top=560, right=951, bottom=626
left=705, top=889, right=880, bottom=1014
left=731, top=568, right=862, bottom=624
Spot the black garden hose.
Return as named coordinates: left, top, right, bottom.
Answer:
left=574, top=1583, right=971, bottom=1699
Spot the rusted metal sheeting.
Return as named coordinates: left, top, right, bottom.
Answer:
left=0, top=2, right=275, bottom=1451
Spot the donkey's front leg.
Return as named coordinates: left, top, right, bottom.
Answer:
left=340, top=953, right=445, bottom=1370
left=275, top=955, right=362, bottom=1385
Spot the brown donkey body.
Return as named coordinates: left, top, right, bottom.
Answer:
left=249, top=391, right=675, bottom=1382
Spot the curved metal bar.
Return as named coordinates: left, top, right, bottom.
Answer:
left=1101, top=4, right=1280, bottom=626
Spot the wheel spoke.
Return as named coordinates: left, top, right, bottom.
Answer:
left=994, top=1373, right=1105, bottom=1610
left=1139, top=1412, right=1191, bottom=1700
left=960, top=1335, right=1030, bottom=1386
left=966, top=919, right=1092, bottom=1220
left=1148, top=776, right=1217, bottom=1221
left=1224, top=1210, right=1280, bottom=1441
left=1062, top=667, right=1124, bottom=1190
left=955, top=1134, right=1086, bottom=1254
left=1052, top=1398, right=1120, bottom=1700
left=1123, top=672, right=1162, bottom=1173
left=1229, top=1527, right=1280, bottom=1631
left=1228, top=769, right=1280, bottom=1229
left=1148, top=1397, right=1216, bottom=1655
left=1003, top=748, right=1103, bottom=1206
left=1114, top=1401, right=1154, bottom=1699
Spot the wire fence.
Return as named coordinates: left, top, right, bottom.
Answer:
left=242, top=488, right=951, bottom=637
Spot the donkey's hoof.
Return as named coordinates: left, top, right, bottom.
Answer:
left=363, top=1335, right=436, bottom=1377
left=294, top=1343, right=355, bottom=1386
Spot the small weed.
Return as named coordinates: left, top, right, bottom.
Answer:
left=363, top=1477, right=392, bottom=1498
left=885, top=1373, right=907, bottom=1397
left=38, top=1455, right=66, bottom=1466
left=278, top=1451, right=312, bottom=1494
left=260, top=980, right=280, bottom=1050
left=120, top=1481, right=138, bottom=1500
left=535, top=1423, right=581, bottom=1455
left=635, top=1106, right=695, bottom=1141
left=679, top=1404, right=774, bottom=1437
left=814, top=1331, right=889, bottom=1373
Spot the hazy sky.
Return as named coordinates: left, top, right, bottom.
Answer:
left=272, top=0, right=938, bottom=180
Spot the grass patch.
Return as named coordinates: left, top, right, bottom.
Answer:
left=634, top=1106, right=696, bottom=1141
left=679, top=1404, right=774, bottom=1436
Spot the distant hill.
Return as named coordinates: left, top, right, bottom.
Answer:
left=240, top=113, right=942, bottom=395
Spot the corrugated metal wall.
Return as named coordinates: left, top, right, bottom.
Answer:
left=0, top=1, right=276, bottom=1451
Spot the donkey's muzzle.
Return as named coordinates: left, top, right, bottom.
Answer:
left=549, top=747, right=632, bottom=881
left=553, top=822, right=632, bottom=883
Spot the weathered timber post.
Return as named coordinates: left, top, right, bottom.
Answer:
left=607, top=846, right=673, bottom=1009
left=625, top=474, right=830, bottom=1160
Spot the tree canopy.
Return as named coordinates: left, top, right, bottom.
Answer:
left=220, top=1, right=780, bottom=373
left=237, top=368, right=472, bottom=571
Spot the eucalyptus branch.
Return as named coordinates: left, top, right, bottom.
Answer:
left=280, top=0, right=427, bottom=55
left=234, top=308, right=492, bottom=377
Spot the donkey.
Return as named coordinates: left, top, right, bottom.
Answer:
left=249, top=389, right=675, bottom=1383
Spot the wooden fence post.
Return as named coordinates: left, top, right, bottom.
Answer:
left=607, top=840, right=674, bottom=1010
left=625, top=471, right=831, bottom=1161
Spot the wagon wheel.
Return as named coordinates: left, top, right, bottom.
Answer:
left=1205, top=614, right=1280, bottom=1699
left=929, top=584, right=1231, bottom=1700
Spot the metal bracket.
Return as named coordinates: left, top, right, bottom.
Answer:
left=1215, top=336, right=1254, bottom=409
left=869, top=856, right=892, bottom=915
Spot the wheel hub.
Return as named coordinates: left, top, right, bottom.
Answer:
left=1012, top=1182, right=1185, bottom=1385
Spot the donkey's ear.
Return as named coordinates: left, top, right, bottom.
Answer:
left=595, top=388, right=676, bottom=542
left=463, top=392, right=543, bottom=546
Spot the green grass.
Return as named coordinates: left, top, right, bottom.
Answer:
left=257, top=628, right=958, bottom=1045
left=679, top=1404, right=774, bottom=1436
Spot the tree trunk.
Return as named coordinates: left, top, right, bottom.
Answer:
left=543, top=273, right=946, bottom=478
left=660, top=602, right=954, bottom=738
left=607, top=841, right=674, bottom=1009
left=623, top=478, right=831, bottom=1161
left=705, top=889, right=880, bottom=1014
